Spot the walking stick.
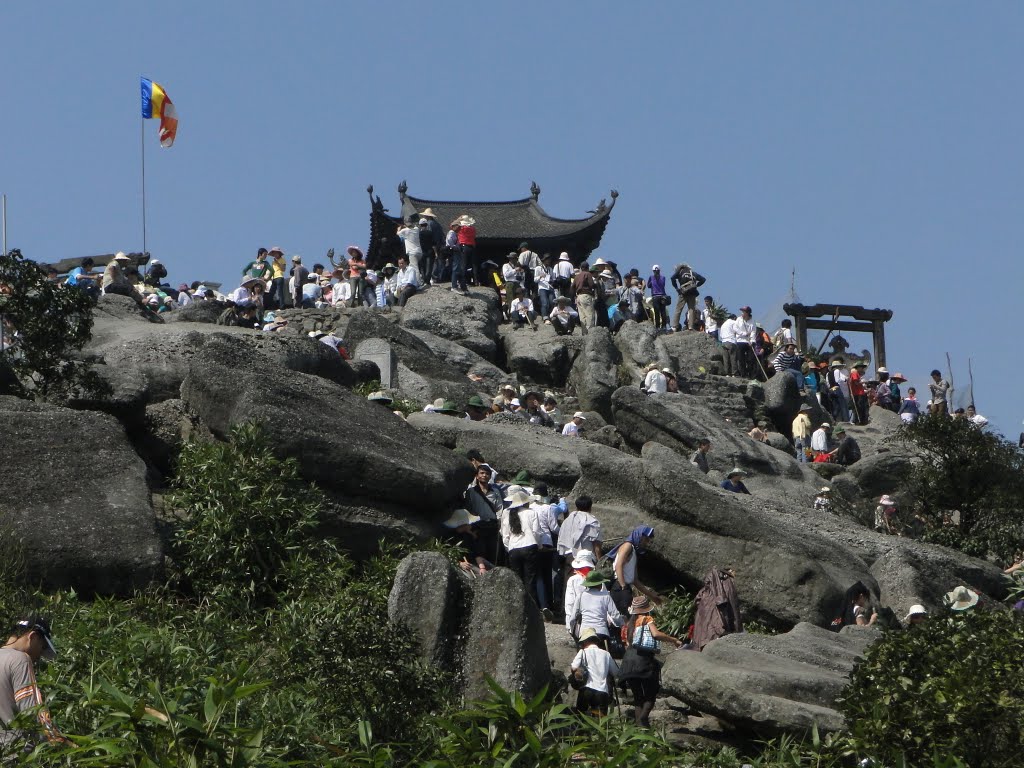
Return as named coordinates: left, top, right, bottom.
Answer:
left=750, top=342, right=770, bottom=380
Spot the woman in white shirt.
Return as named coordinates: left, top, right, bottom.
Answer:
left=500, top=486, right=543, bottom=606
left=567, top=571, right=622, bottom=642
left=570, top=627, right=620, bottom=717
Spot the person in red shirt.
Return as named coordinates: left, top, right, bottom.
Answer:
left=451, top=215, right=479, bottom=287
left=849, top=362, right=869, bottom=425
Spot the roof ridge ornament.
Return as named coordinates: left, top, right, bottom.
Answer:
left=530, top=180, right=541, bottom=200
left=398, top=180, right=408, bottom=200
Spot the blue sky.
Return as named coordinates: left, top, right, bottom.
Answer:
left=4, top=3, right=1021, bottom=437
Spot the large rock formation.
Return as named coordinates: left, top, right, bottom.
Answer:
left=661, top=623, right=878, bottom=735
left=398, top=287, right=501, bottom=361
left=388, top=552, right=549, bottom=701
left=567, top=327, right=620, bottom=420
left=0, top=396, right=162, bottom=593
left=180, top=337, right=472, bottom=516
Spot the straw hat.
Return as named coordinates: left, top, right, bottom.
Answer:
left=420, top=208, right=436, bottom=218
left=346, top=245, right=364, bottom=259
left=629, top=595, right=655, bottom=615
left=443, top=508, right=480, bottom=529
left=503, top=486, right=537, bottom=508
left=890, top=372, right=907, bottom=383
left=944, top=586, right=979, bottom=611
left=113, top=252, right=131, bottom=262
left=727, top=467, right=747, bottom=478
left=457, top=215, right=475, bottom=227
left=904, top=604, right=927, bottom=622
left=241, top=277, right=267, bottom=290
left=578, top=627, right=600, bottom=645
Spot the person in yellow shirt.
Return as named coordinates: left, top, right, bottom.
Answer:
left=267, top=246, right=288, bottom=309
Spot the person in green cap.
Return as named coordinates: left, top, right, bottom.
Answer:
left=827, top=425, right=862, bottom=466
left=435, top=400, right=466, bottom=419
left=465, top=395, right=488, bottom=421
left=565, top=570, right=622, bottom=644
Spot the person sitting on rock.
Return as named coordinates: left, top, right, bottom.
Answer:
left=720, top=468, right=751, bottom=494
left=608, top=300, right=630, bottom=334
left=606, top=525, right=661, bottom=614
left=813, top=487, right=834, bottom=514
left=811, top=421, right=832, bottom=457
left=442, top=508, right=491, bottom=576
left=618, top=595, right=683, bottom=728
left=662, top=367, right=678, bottom=393
left=523, top=391, right=552, bottom=427
left=563, top=550, right=596, bottom=637
left=562, top=411, right=586, bottom=437
left=570, top=628, right=619, bottom=718
left=465, top=395, right=489, bottom=421
left=508, top=287, right=537, bottom=330
left=549, top=297, right=580, bottom=336
left=567, top=571, right=623, bottom=644
left=748, top=420, right=768, bottom=442
left=642, top=363, right=667, bottom=394
left=831, top=581, right=877, bottom=630
left=772, top=343, right=805, bottom=392
left=827, top=425, right=861, bottom=466
left=690, top=438, right=712, bottom=474
left=542, top=394, right=563, bottom=430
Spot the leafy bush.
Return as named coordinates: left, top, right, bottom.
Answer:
left=654, top=587, right=695, bottom=638
left=894, top=415, right=1024, bottom=562
left=840, top=607, right=1024, bottom=767
left=0, top=248, right=104, bottom=400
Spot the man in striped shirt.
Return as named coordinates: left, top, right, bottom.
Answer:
left=0, top=615, right=66, bottom=749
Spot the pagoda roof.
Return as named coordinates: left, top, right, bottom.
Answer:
left=400, top=186, right=616, bottom=240
left=366, top=181, right=617, bottom=267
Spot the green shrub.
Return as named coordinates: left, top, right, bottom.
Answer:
left=840, top=607, right=1024, bottom=767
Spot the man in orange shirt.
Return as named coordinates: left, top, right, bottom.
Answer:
left=849, top=362, right=869, bottom=425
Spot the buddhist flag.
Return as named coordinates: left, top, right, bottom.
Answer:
left=140, top=77, right=178, bottom=148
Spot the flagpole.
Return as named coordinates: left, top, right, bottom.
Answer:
left=2, top=194, right=6, bottom=257
left=140, top=118, right=147, bottom=270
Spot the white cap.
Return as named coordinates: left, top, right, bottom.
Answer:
left=652, top=264, right=661, bottom=270
left=573, top=411, right=587, bottom=420
left=510, top=398, right=521, bottom=407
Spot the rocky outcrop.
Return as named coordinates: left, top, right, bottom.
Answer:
left=388, top=552, right=549, bottom=701
left=344, top=311, right=483, bottom=404
left=567, top=327, right=620, bottom=420
left=0, top=396, right=162, bottom=594
left=661, top=623, right=878, bottom=735
left=500, top=325, right=585, bottom=387
left=180, top=337, right=472, bottom=516
left=399, top=287, right=501, bottom=361
left=162, top=300, right=224, bottom=324
left=407, top=411, right=623, bottom=492
left=406, top=329, right=516, bottom=396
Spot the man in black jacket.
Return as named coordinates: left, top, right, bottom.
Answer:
left=670, top=263, right=706, bottom=331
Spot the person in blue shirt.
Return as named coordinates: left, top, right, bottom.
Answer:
left=720, top=468, right=751, bottom=494
left=65, top=257, right=100, bottom=299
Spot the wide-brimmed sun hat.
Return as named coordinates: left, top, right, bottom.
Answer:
left=727, top=467, right=746, bottom=478
left=578, top=627, right=600, bottom=645
left=629, top=595, right=655, bottom=615
left=457, top=215, right=475, bottom=226
left=571, top=550, right=596, bottom=570
left=890, top=372, right=908, bottom=383
left=241, top=277, right=267, bottom=290
left=582, top=571, right=609, bottom=588
left=904, top=604, right=927, bottom=622
left=503, top=486, right=538, bottom=508
left=346, top=245, right=364, bottom=259
left=443, top=508, right=480, bottom=528
left=817, top=486, right=831, bottom=494
left=944, top=585, right=979, bottom=611
left=420, top=208, right=437, bottom=218
left=367, top=391, right=393, bottom=404
left=879, top=494, right=896, bottom=506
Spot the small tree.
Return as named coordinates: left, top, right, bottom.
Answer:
left=0, top=248, right=99, bottom=400
left=841, top=608, right=1024, bottom=767
left=894, top=415, right=1024, bottom=561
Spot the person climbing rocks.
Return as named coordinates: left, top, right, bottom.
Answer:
left=669, top=262, right=705, bottom=331
left=607, top=525, right=662, bottom=614
left=570, top=628, right=619, bottom=718
left=617, top=595, right=683, bottom=728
